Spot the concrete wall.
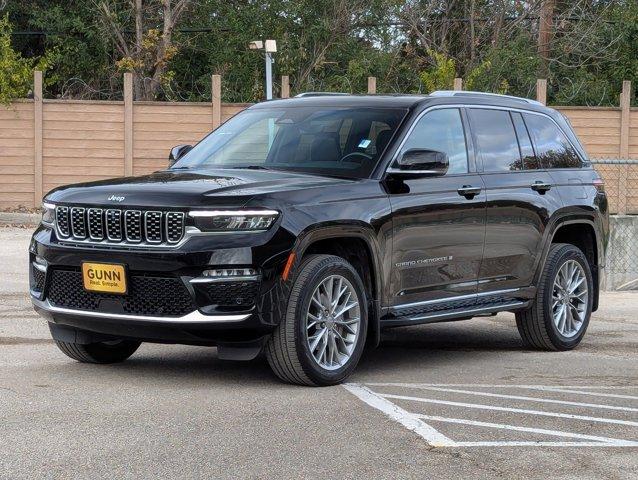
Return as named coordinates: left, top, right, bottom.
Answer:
left=604, top=215, right=638, bottom=290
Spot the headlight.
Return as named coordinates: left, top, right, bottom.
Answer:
left=188, top=209, right=279, bottom=232
left=41, top=202, right=55, bottom=227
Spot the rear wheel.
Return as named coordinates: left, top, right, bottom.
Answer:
left=266, top=254, right=368, bottom=386
left=54, top=339, right=141, bottom=364
left=516, top=243, right=593, bottom=350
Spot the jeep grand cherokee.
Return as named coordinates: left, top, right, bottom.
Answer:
left=30, top=91, right=609, bottom=386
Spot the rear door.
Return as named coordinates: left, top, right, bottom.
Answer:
left=387, top=107, right=486, bottom=307
left=469, top=108, right=563, bottom=295
left=522, top=112, right=592, bottom=207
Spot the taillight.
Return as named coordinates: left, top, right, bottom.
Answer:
left=593, top=178, right=605, bottom=193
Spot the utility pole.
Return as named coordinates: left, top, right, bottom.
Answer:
left=538, top=0, right=555, bottom=77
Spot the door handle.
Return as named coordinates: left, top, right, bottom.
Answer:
left=457, top=185, right=481, bottom=199
left=531, top=181, right=552, bottom=193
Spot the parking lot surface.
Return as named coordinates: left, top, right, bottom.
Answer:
left=1, top=227, right=637, bottom=479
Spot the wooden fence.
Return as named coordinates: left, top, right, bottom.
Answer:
left=0, top=73, right=635, bottom=211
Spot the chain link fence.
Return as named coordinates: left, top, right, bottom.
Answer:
left=591, top=159, right=638, bottom=290
left=591, top=159, right=638, bottom=215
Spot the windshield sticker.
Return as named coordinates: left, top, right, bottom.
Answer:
left=358, top=139, right=372, bottom=149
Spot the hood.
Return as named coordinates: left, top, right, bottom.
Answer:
left=45, top=168, right=353, bottom=208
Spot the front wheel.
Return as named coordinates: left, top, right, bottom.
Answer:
left=266, top=254, right=368, bottom=386
left=54, top=339, right=141, bottom=364
left=516, top=243, right=593, bottom=350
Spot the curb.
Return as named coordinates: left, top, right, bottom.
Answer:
left=0, top=212, right=40, bottom=226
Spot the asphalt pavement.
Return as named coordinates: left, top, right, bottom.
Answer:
left=1, top=227, right=636, bottom=479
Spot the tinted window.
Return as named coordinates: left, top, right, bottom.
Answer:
left=523, top=113, right=581, bottom=168
left=511, top=112, right=539, bottom=170
left=400, top=108, right=468, bottom=174
left=173, top=107, right=407, bottom=179
left=468, top=109, right=522, bottom=172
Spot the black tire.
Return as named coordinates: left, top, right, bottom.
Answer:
left=516, top=243, right=593, bottom=351
left=266, top=254, right=368, bottom=386
left=54, top=339, right=141, bottom=364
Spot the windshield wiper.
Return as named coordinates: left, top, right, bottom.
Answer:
left=230, top=165, right=273, bottom=170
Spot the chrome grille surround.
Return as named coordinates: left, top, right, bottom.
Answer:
left=106, top=209, right=122, bottom=241
left=55, top=206, right=185, bottom=247
left=124, top=210, right=142, bottom=243
left=144, top=211, right=163, bottom=244
left=70, top=207, right=87, bottom=239
left=87, top=208, right=104, bottom=240
left=55, top=206, right=70, bottom=237
left=165, top=212, right=185, bottom=244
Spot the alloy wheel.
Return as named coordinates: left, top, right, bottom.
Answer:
left=552, top=259, right=588, bottom=338
left=305, top=275, right=361, bottom=370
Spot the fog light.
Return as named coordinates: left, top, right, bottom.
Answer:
left=202, top=268, right=257, bottom=278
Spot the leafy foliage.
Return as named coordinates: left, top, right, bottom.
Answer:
left=1, top=1, right=637, bottom=105
left=419, top=50, right=456, bottom=92
left=0, top=15, right=55, bottom=105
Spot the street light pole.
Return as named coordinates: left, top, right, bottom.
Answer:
left=265, top=51, right=273, bottom=100
left=249, top=39, right=277, bottom=100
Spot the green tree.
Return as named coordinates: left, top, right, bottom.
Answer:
left=0, top=15, right=54, bottom=105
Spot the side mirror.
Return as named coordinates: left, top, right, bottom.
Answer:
left=169, top=144, right=193, bottom=167
left=388, top=149, right=449, bottom=178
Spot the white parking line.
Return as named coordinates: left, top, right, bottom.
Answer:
left=374, top=385, right=638, bottom=413
left=415, top=414, right=638, bottom=446
left=525, top=386, right=638, bottom=401
left=344, top=383, right=638, bottom=448
left=381, top=393, right=638, bottom=427
left=342, top=383, right=456, bottom=447
left=450, top=441, right=637, bottom=447
left=366, top=382, right=638, bottom=390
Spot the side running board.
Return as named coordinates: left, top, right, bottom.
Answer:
left=381, top=299, right=530, bottom=328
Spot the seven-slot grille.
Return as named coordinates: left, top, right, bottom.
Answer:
left=55, top=206, right=185, bottom=246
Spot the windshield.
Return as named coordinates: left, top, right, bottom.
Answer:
left=172, top=106, right=408, bottom=178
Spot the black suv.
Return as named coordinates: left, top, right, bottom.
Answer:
left=30, top=91, right=608, bottom=386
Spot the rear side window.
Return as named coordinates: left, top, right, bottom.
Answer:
left=468, top=109, right=521, bottom=172
left=523, top=114, right=582, bottom=168
left=511, top=112, right=540, bottom=170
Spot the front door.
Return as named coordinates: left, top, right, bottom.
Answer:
left=386, top=108, right=486, bottom=308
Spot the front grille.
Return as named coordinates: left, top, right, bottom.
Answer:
left=56, top=206, right=70, bottom=237
left=47, top=269, right=196, bottom=317
left=124, top=210, right=142, bottom=242
left=106, top=209, right=122, bottom=241
left=70, top=207, right=87, bottom=238
left=55, top=206, right=185, bottom=246
left=145, top=211, right=163, bottom=243
left=199, top=281, right=259, bottom=308
left=166, top=212, right=185, bottom=243
left=88, top=208, right=104, bottom=240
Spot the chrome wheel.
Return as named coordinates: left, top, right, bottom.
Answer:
left=552, top=259, right=588, bottom=338
left=305, top=275, right=361, bottom=371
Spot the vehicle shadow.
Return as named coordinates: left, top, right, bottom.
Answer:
left=35, top=317, right=526, bottom=387
left=354, top=318, right=528, bottom=378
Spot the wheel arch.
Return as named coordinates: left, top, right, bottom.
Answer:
left=537, top=215, right=603, bottom=311
left=290, top=224, right=384, bottom=347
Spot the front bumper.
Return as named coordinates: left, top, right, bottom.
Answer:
left=32, top=298, right=251, bottom=323
left=30, top=224, right=294, bottom=345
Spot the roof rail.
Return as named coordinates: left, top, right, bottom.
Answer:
left=429, top=90, right=543, bottom=106
left=294, top=92, right=350, bottom=98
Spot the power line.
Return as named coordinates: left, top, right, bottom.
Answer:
left=9, top=15, right=618, bottom=37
